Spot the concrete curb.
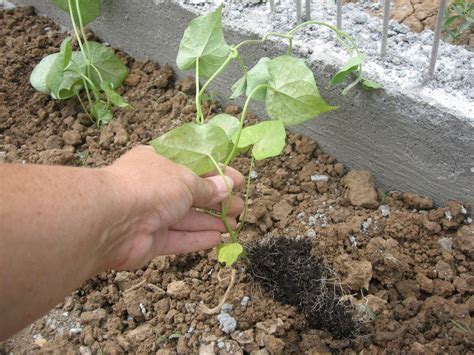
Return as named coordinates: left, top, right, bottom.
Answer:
left=10, top=0, right=474, bottom=208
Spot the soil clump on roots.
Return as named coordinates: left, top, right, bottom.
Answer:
left=247, top=237, right=358, bottom=339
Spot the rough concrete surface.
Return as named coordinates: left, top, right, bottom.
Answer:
left=7, top=0, right=474, bottom=208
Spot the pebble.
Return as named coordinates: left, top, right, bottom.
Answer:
left=221, top=303, right=233, bottom=313
left=310, top=174, right=329, bottom=182
left=379, top=205, right=390, bottom=217
left=240, top=296, right=250, bottom=307
left=305, top=229, right=316, bottom=238
left=354, top=12, right=368, bottom=24
left=217, top=312, right=237, bottom=334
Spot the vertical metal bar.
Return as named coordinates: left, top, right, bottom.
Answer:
left=336, top=0, right=342, bottom=29
left=305, top=0, right=311, bottom=20
left=380, top=0, right=391, bottom=57
left=296, top=0, right=302, bottom=24
left=270, top=0, right=275, bottom=12
left=428, top=0, right=448, bottom=77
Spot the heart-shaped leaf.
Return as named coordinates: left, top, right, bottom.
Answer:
left=30, top=51, right=84, bottom=99
left=150, top=123, right=230, bottom=175
left=176, top=6, right=231, bottom=78
left=237, top=120, right=286, bottom=160
left=266, top=55, right=336, bottom=126
left=53, top=0, right=100, bottom=26
left=330, top=54, right=365, bottom=86
left=217, top=242, right=244, bottom=266
left=86, top=41, right=128, bottom=89
left=245, top=57, right=271, bottom=101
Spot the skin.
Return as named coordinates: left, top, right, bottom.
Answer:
left=0, top=146, right=244, bottom=340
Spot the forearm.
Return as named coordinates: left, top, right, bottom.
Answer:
left=0, top=163, right=122, bottom=340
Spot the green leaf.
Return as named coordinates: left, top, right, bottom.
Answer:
left=217, top=243, right=244, bottom=266
left=86, top=41, right=128, bottom=89
left=266, top=55, right=336, bottom=126
left=208, top=114, right=240, bottom=140
left=30, top=51, right=84, bottom=99
left=237, top=120, right=286, bottom=160
left=100, top=82, right=129, bottom=108
left=361, top=78, right=383, bottom=91
left=53, top=0, right=100, bottom=26
left=46, top=37, right=73, bottom=98
left=176, top=6, right=231, bottom=78
left=149, top=123, right=230, bottom=175
left=91, top=101, right=113, bottom=126
left=330, top=54, right=365, bottom=86
left=245, top=57, right=271, bottom=101
left=230, top=74, right=247, bottom=99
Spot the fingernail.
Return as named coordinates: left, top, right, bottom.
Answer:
left=213, top=175, right=234, bottom=199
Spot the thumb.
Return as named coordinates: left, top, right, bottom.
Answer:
left=191, top=175, right=234, bottom=208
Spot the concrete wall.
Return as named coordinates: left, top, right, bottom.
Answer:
left=12, top=0, right=474, bottom=208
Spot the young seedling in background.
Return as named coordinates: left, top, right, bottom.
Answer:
left=30, top=0, right=129, bottom=127
left=151, top=6, right=381, bottom=272
left=443, top=0, right=473, bottom=43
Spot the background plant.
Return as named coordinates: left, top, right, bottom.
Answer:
left=443, top=0, right=474, bottom=43
left=30, top=0, right=129, bottom=127
left=150, top=6, right=381, bottom=267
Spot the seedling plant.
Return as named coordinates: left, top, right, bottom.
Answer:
left=443, top=0, right=474, bottom=43
left=150, top=6, right=380, bottom=270
left=30, top=0, right=129, bottom=127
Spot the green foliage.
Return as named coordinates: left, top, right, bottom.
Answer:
left=151, top=6, right=382, bottom=267
left=237, top=120, right=286, bottom=160
left=444, top=0, right=474, bottom=43
left=30, top=0, right=128, bottom=127
left=53, top=0, right=100, bottom=26
left=149, top=123, right=229, bottom=175
left=266, top=55, right=336, bottom=125
left=176, top=5, right=231, bottom=78
left=217, top=243, right=244, bottom=266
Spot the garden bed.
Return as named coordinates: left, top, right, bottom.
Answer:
left=1, top=7, right=473, bottom=354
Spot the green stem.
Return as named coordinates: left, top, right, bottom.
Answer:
left=198, top=48, right=237, bottom=104
left=76, top=93, right=94, bottom=124
left=234, top=32, right=293, bottom=51
left=224, top=83, right=268, bottom=167
left=236, top=157, right=254, bottom=235
left=195, top=58, right=203, bottom=124
left=74, top=0, right=91, bottom=57
left=67, top=0, right=88, bottom=64
left=209, top=156, right=237, bottom=242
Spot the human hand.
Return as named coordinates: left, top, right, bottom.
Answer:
left=100, top=146, right=245, bottom=271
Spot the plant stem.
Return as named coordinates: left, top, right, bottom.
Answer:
left=224, top=83, right=268, bottom=166
left=236, top=156, right=254, bottom=234
left=67, top=0, right=88, bottom=64
left=74, top=0, right=91, bottom=57
left=195, top=58, right=203, bottom=124
left=198, top=48, right=237, bottom=110
left=234, top=32, right=293, bottom=51
left=76, top=93, right=94, bottom=124
left=209, top=156, right=237, bottom=242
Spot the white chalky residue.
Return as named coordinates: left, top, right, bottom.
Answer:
left=217, top=312, right=237, bottom=334
left=379, top=205, right=390, bottom=217
left=139, top=303, right=146, bottom=317
left=240, top=296, right=250, bottom=307
left=311, top=175, right=329, bottom=182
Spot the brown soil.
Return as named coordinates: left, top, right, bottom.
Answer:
left=1, top=7, right=473, bottom=354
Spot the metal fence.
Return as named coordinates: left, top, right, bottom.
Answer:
left=277, top=0, right=449, bottom=77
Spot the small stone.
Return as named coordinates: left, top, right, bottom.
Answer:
left=354, top=12, right=368, bottom=24
left=240, top=296, right=250, bottom=307
left=310, top=174, right=329, bottom=182
left=80, top=309, right=106, bottom=326
left=272, top=200, right=293, bottom=220
left=263, top=335, right=285, bottom=354
left=416, top=273, right=434, bottom=293
left=221, top=303, right=233, bottom=313
left=379, top=205, right=390, bottom=217
left=199, top=342, right=215, bottom=355
left=435, top=260, right=454, bottom=281
left=402, top=192, right=433, bottom=210
left=305, top=229, right=316, bottom=238
left=232, top=329, right=254, bottom=345
left=62, top=130, right=83, bottom=146
left=255, top=318, right=284, bottom=335
left=217, top=312, right=237, bottom=334
left=437, top=237, right=452, bottom=251
left=79, top=346, right=92, bottom=355
left=342, top=170, right=379, bottom=209
left=166, top=280, right=190, bottom=299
